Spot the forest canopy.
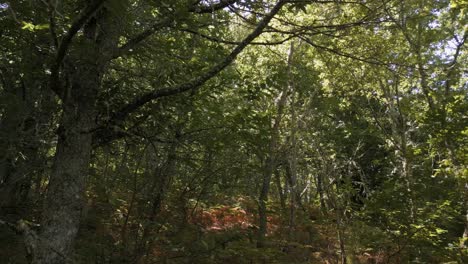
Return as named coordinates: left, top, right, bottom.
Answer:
left=0, top=0, right=467, bottom=263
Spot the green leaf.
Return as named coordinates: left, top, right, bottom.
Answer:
left=21, top=21, right=49, bottom=31
left=435, top=228, right=447, bottom=235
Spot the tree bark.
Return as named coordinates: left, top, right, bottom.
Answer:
left=33, top=62, right=100, bottom=264
left=33, top=5, right=118, bottom=263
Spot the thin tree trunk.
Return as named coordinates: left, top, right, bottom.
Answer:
left=121, top=145, right=148, bottom=255
left=337, top=216, right=347, bottom=264
left=257, top=42, right=294, bottom=248
left=274, top=170, right=286, bottom=213
left=316, top=172, right=326, bottom=212
left=257, top=156, right=277, bottom=248
left=461, top=192, right=468, bottom=249
left=285, top=162, right=299, bottom=233
left=380, top=79, right=416, bottom=221
left=138, top=138, right=178, bottom=262
left=286, top=42, right=298, bottom=236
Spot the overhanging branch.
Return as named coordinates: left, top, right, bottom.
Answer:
left=189, top=0, right=237, bottom=14
left=114, top=1, right=239, bottom=59
left=110, top=0, right=286, bottom=123
left=182, top=28, right=298, bottom=45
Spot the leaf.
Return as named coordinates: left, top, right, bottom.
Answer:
left=435, top=228, right=447, bottom=235
left=21, top=21, right=49, bottom=31
left=21, top=21, right=35, bottom=31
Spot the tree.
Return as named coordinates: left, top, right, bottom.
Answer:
left=1, top=0, right=466, bottom=263
left=2, top=0, right=286, bottom=262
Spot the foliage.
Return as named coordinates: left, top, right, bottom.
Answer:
left=0, top=0, right=466, bottom=263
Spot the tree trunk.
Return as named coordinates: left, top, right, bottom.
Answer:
left=461, top=193, right=468, bottom=249
left=33, top=63, right=99, bottom=264
left=316, top=172, right=326, bottom=212
left=285, top=161, right=297, bottom=235
left=380, top=79, right=416, bottom=221
left=286, top=42, right=297, bottom=236
left=257, top=42, right=294, bottom=248
left=337, top=217, right=347, bottom=264
left=33, top=6, right=118, bottom=262
left=137, top=137, right=179, bottom=262
left=274, top=170, right=286, bottom=213
left=257, top=154, right=277, bottom=248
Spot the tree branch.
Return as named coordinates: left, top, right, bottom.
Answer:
left=110, top=0, right=286, bottom=123
left=112, top=17, right=173, bottom=59
left=114, top=1, right=239, bottom=59
left=299, top=36, right=406, bottom=67
left=49, top=0, right=106, bottom=97
left=189, top=0, right=237, bottom=14
left=182, top=28, right=298, bottom=45
left=46, top=0, right=59, bottom=48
